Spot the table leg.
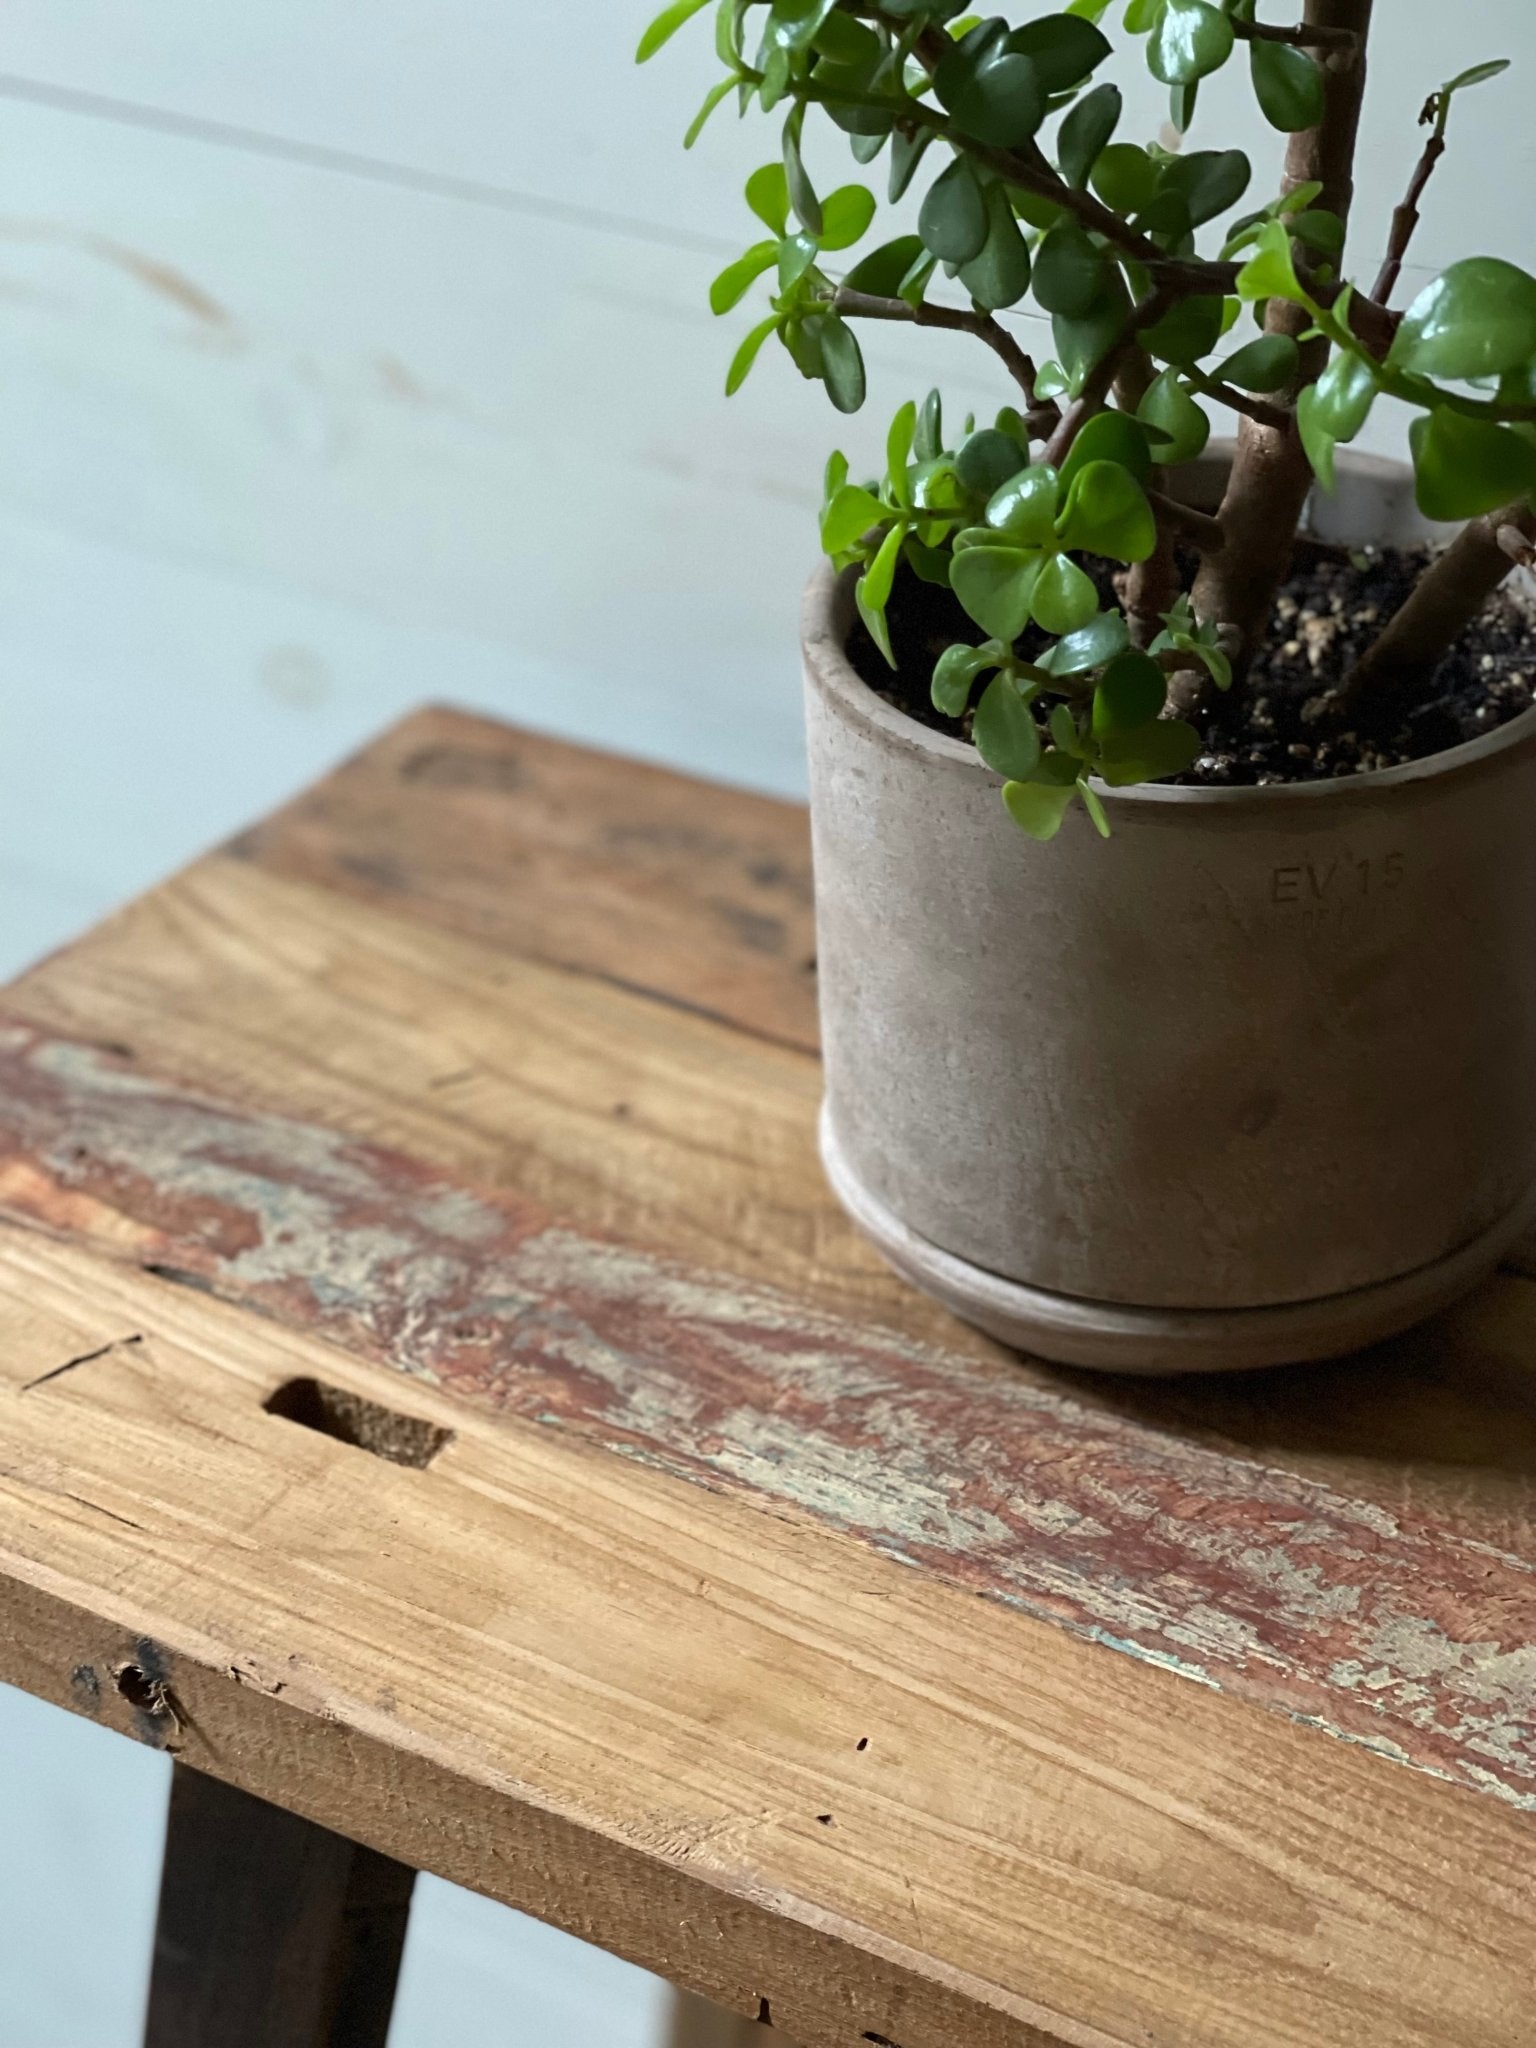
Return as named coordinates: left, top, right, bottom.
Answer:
left=143, top=1763, right=416, bottom=2048
left=664, top=1986, right=776, bottom=2043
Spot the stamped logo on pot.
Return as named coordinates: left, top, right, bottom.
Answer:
left=1270, top=851, right=1405, bottom=903
left=1269, top=851, right=1407, bottom=929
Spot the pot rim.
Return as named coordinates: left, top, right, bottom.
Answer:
left=802, top=498, right=1536, bottom=815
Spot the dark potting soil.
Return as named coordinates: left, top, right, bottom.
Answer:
left=846, top=543, right=1536, bottom=786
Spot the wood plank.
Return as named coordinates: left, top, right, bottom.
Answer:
left=0, top=1013, right=1531, bottom=1815
left=145, top=1765, right=415, bottom=2048
left=0, top=1224, right=1530, bottom=2048
left=232, top=708, right=819, bottom=1051
left=10, top=836, right=1536, bottom=1570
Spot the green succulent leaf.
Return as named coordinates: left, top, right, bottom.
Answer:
left=1297, top=382, right=1338, bottom=493
left=1092, top=142, right=1159, bottom=214
left=1056, top=459, right=1157, bottom=560
left=1097, top=717, right=1202, bottom=784
left=725, top=314, right=780, bottom=395
left=1220, top=333, right=1300, bottom=391
left=1060, top=408, right=1154, bottom=488
left=745, top=163, right=791, bottom=236
left=685, top=76, right=738, bottom=148
left=819, top=313, right=867, bottom=412
left=1288, top=208, right=1345, bottom=260
left=1234, top=217, right=1309, bottom=304
left=959, top=179, right=1034, bottom=310
left=951, top=545, right=1043, bottom=640
left=918, top=156, right=991, bottom=263
left=898, top=246, right=939, bottom=307
left=956, top=426, right=1030, bottom=498
left=1311, top=348, right=1377, bottom=441
left=855, top=517, right=909, bottom=665
left=1058, top=81, right=1122, bottom=188
left=1034, top=219, right=1112, bottom=317
left=1079, top=781, right=1111, bottom=837
left=1149, top=0, right=1233, bottom=86
left=637, top=0, right=710, bottom=62
left=819, top=184, right=878, bottom=251
left=1092, top=649, right=1167, bottom=735
left=760, top=0, right=838, bottom=53
left=887, top=399, right=917, bottom=500
left=1141, top=293, right=1225, bottom=367
left=783, top=110, right=823, bottom=234
left=986, top=464, right=1061, bottom=544
left=812, top=8, right=880, bottom=61
left=1053, top=270, right=1133, bottom=393
left=820, top=484, right=886, bottom=555
left=1389, top=258, right=1536, bottom=383
left=1049, top=701, right=1085, bottom=755
left=1160, top=149, right=1251, bottom=228
left=1038, top=609, right=1130, bottom=673
left=888, top=126, right=934, bottom=203
left=931, top=640, right=1001, bottom=715
left=759, top=47, right=793, bottom=111
left=936, top=38, right=1048, bottom=146
left=1007, top=13, right=1113, bottom=92
left=915, top=387, right=944, bottom=462
left=1439, top=57, right=1511, bottom=98
left=1409, top=409, right=1536, bottom=522
left=710, top=241, right=778, bottom=314
left=777, top=231, right=820, bottom=291
left=841, top=234, right=925, bottom=295
left=974, top=672, right=1045, bottom=778
left=1032, top=552, right=1100, bottom=634
left=1002, top=762, right=1079, bottom=839
left=1249, top=39, right=1324, bottom=131
left=1137, top=368, right=1211, bottom=464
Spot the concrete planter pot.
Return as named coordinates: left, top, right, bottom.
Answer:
left=803, top=451, right=1536, bottom=1373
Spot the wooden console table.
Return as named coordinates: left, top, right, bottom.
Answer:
left=0, top=707, right=1530, bottom=2047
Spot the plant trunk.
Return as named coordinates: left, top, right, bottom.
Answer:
left=1333, top=500, right=1536, bottom=713
left=1174, top=0, right=1377, bottom=719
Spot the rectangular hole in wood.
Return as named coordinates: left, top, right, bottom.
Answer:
left=263, top=1378, right=453, bottom=1469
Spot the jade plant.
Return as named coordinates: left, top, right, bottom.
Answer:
left=638, top=0, right=1536, bottom=837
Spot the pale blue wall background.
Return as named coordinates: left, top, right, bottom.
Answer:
left=0, top=3, right=1532, bottom=2041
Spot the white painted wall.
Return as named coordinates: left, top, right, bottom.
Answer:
left=0, top=6, right=1532, bottom=2042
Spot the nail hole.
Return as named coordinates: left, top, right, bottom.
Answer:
left=816, top=1813, right=834, bottom=1826
left=855, top=1736, right=869, bottom=1751
left=116, top=1664, right=163, bottom=1712
left=264, top=1378, right=452, bottom=1468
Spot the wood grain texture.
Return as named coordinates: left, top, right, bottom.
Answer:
left=232, top=708, right=819, bottom=1051
left=9, top=778, right=1536, bottom=1566
left=0, top=1013, right=1532, bottom=1817
left=145, top=1765, right=415, bottom=2048
left=2, top=709, right=1534, bottom=2047
left=0, top=1225, right=1531, bottom=2048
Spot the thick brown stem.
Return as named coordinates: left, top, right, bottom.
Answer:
left=1373, top=127, right=1445, bottom=306
left=1125, top=518, right=1180, bottom=650
left=1334, top=501, right=1536, bottom=712
left=1230, top=15, right=1358, bottom=47
left=1187, top=0, right=1376, bottom=713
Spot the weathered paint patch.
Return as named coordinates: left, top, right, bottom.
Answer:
left=0, top=1020, right=1532, bottom=1809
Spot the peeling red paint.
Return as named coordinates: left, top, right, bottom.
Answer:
left=0, top=1019, right=1531, bottom=1809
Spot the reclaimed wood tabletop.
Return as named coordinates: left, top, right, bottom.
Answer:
left=0, top=706, right=1531, bottom=2048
